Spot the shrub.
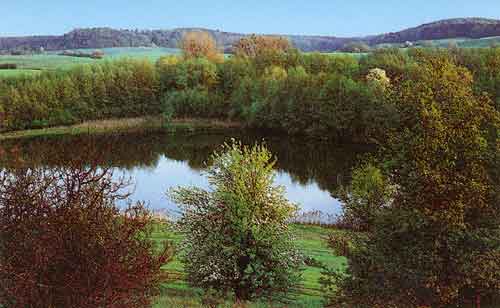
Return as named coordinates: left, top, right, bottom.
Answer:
left=0, top=64, right=17, bottom=70
left=170, top=141, right=302, bottom=301
left=0, top=155, right=173, bottom=307
left=233, top=35, right=292, bottom=58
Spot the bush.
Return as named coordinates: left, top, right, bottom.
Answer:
left=0, top=155, right=173, bottom=307
left=233, top=35, right=292, bottom=58
left=0, top=64, right=17, bottom=70
left=170, top=141, right=302, bottom=301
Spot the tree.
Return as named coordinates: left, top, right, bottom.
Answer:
left=366, top=68, right=391, bottom=89
left=336, top=163, right=393, bottom=232
left=329, top=52, right=500, bottom=307
left=170, top=141, right=302, bottom=301
left=447, top=39, right=459, bottom=49
left=233, top=35, right=292, bottom=58
left=179, top=31, right=223, bottom=62
left=91, top=49, right=105, bottom=59
left=340, top=42, right=371, bottom=53
left=0, top=152, right=173, bottom=307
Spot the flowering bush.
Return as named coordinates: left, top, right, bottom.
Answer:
left=366, top=68, right=391, bottom=89
left=170, top=140, right=302, bottom=301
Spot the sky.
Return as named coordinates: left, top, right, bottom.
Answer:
left=1, top=0, right=499, bottom=37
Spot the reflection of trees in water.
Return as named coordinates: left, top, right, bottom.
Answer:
left=1, top=131, right=371, bottom=195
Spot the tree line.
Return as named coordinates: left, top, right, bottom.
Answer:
left=0, top=33, right=498, bottom=144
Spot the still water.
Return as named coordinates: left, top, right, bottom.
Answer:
left=0, top=130, right=370, bottom=216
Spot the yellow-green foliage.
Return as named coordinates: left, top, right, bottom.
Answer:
left=170, top=141, right=302, bottom=301
left=331, top=49, right=500, bottom=308
left=1, top=48, right=499, bottom=144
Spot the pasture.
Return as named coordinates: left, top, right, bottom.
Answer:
left=0, top=47, right=180, bottom=76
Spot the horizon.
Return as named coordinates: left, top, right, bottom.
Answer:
left=1, top=16, right=500, bottom=39
left=1, top=0, right=500, bottom=37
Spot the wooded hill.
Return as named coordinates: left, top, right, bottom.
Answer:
left=0, top=17, right=499, bottom=53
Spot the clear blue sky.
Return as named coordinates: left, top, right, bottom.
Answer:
left=2, top=0, right=499, bottom=37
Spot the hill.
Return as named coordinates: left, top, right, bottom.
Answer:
left=0, top=18, right=499, bottom=53
left=366, top=18, right=500, bottom=45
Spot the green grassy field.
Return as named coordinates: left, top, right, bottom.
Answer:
left=0, top=68, right=42, bottom=77
left=151, top=224, right=345, bottom=307
left=0, top=47, right=180, bottom=77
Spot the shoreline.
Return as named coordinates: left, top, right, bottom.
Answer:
left=0, top=117, right=243, bottom=141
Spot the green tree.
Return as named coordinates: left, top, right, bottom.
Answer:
left=330, top=52, right=500, bottom=307
left=170, top=141, right=302, bottom=301
left=336, top=163, right=393, bottom=232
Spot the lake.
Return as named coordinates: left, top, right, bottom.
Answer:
left=0, top=130, right=370, bottom=217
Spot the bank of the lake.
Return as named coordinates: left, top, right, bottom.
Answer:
left=0, top=117, right=243, bottom=141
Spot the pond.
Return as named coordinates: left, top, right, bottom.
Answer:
left=0, top=130, right=371, bottom=218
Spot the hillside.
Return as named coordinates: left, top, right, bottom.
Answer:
left=366, top=18, right=500, bottom=45
left=0, top=18, right=499, bottom=53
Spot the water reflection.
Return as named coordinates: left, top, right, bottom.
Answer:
left=0, top=130, right=371, bottom=215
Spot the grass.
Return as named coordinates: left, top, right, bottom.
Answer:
left=150, top=223, right=345, bottom=307
left=0, top=47, right=181, bottom=76
left=69, top=47, right=181, bottom=61
left=0, top=54, right=96, bottom=71
left=0, top=68, right=42, bottom=77
left=0, top=117, right=243, bottom=141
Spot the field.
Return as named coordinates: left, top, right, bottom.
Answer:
left=151, top=224, right=345, bottom=307
left=0, top=47, right=180, bottom=77
left=0, top=68, right=42, bottom=77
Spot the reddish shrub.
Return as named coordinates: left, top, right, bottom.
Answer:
left=0, top=156, right=173, bottom=307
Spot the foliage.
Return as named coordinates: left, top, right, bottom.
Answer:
left=366, top=68, right=390, bottom=89
left=179, top=31, right=223, bottom=63
left=153, top=223, right=345, bottom=308
left=0, top=152, right=173, bottom=307
left=0, top=59, right=160, bottom=130
left=340, top=42, right=371, bottom=53
left=233, top=35, right=293, bottom=58
left=170, top=141, right=302, bottom=301
left=1, top=48, right=499, bottom=144
left=330, top=49, right=500, bottom=307
left=336, top=163, right=393, bottom=232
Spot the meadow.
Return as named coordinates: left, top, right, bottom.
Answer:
left=152, top=224, right=345, bottom=308
left=0, top=47, right=180, bottom=76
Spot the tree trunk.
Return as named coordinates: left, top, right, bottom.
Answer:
left=235, top=254, right=251, bottom=301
